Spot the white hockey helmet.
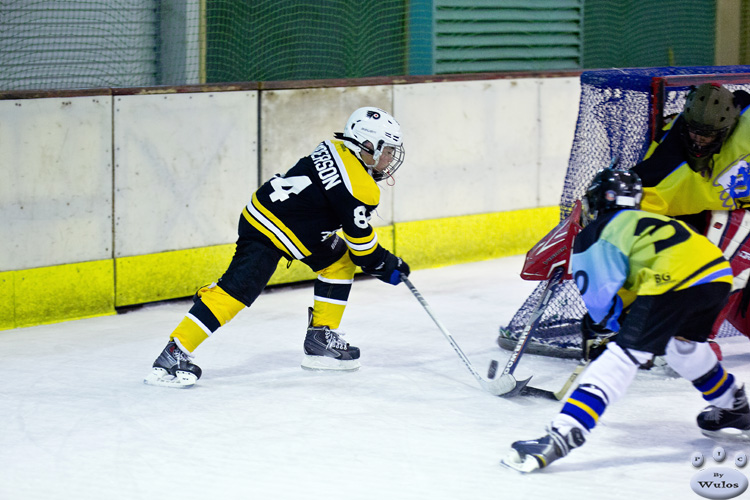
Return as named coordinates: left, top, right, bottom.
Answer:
left=335, top=107, right=405, bottom=181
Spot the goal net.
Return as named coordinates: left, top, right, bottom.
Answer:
left=498, top=65, right=750, bottom=359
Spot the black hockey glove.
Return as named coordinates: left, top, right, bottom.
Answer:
left=581, top=312, right=617, bottom=362
left=363, top=251, right=410, bottom=285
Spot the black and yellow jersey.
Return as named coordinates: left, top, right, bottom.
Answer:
left=243, top=140, right=386, bottom=268
left=632, top=91, right=750, bottom=216
left=571, top=209, right=733, bottom=331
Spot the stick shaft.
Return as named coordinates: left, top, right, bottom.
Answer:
left=401, top=275, right=484, bottom=382
left=520, top=361, right=587, bottom=400
left=500, top=267, right=564, bottom=377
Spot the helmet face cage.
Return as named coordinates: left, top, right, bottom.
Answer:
left=683, top=125, right=728, bottom=155
left=340, top=107, right=405, bottom=181
left=582, top=168, right=643, bottom=225
left=371, top=141, right=405, bottom=181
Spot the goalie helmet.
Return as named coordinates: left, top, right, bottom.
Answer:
left=582, top=168, right=642, bottom=225
left=335, top=107, right=405, bottom=181
left=681, top=83, right=740, bottom=172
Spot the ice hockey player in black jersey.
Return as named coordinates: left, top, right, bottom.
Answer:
left=144, top=107, right=410, bottom=388
left=502, top=168, right=750, bottom=473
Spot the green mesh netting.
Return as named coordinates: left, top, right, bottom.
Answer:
left=0, top=0, right=408, bottom=91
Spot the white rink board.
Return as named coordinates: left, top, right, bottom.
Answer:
left=538, top=77, right=580, bottom=203
left=261, top=85, right=395, bottom=226
left=393, top=78, right=578, bottom=222
left=113, top=91, right=258, bottom=257
left=1, top=75, right=580, bottom=272
left=0, top=96, right=112, bottom=270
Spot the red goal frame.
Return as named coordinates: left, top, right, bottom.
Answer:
left=650, top=73, right=750, bottom=141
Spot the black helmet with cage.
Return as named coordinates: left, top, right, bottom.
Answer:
left=582, top=168, right=643, bottom=226
left=681, top=83, right=741, bottom=172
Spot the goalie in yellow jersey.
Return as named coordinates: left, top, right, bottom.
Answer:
left=502, top=168, right=750, bottom=473
left=631, top=83, right=750, bottom=360
left=144, top=107, right=410, bottom=388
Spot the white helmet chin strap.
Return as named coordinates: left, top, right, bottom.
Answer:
left=350, top=138, right=379, bottom=168
left=334, top=132, right=375, bottom=166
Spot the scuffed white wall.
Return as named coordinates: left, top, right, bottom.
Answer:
left=0, top=96, right=112, bottom=270
left=113, top=91, right=258, bottom=257
left=538, top=78, right=581, bottom=203
left=1, top=75, right=581, bottom=272
left=393, top=77, right=578, bottom=222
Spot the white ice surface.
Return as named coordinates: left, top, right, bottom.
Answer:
left=2, top=255, right=749, bottom=500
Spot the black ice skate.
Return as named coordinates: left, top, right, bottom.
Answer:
left=301, top=308, right=360, bottom=371
left=501, top=426, right=585, bottom=473
left=697, top=385, right=750, bottom=440
left=144, top=340, right=202, bottom=388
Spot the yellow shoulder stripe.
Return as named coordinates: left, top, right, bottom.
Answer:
left=332, top=141, right=380, bottom=206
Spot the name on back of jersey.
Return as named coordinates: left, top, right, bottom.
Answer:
left=312, top=143, right=342, bottom=190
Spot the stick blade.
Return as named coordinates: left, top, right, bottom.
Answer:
left=498, top=375, right=532, bottom=398
left=519, top=385, right=559, bottom=400
left=479, top=373, right=518, bottom=396
left=485, top=360, right=531, bottom=397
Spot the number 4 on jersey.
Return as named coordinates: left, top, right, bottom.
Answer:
left=269, top=175, right=312, bottom=202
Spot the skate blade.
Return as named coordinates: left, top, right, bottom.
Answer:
left=500, top=450, right=542, bottom=473
left=143, top=367, right=198, bottom=388
left=701, top=427, right=750, bottom=441
left=301, top=355, right=360, bottom=371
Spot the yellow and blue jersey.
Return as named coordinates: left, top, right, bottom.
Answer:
left=572, top=209, right=733, bottom=331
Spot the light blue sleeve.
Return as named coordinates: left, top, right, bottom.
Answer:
left=571, top=239, right=629, bottom=331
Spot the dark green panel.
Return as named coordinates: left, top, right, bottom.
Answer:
left=583, top=0, right=715, bottom=68
left=434, top=0, right=583, bottom=74
left=206, top=0, right=407, bottom=82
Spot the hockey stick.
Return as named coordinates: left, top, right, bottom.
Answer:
left=516, top=361, right=588, bottom=400
left=486, top=266, right=565, bottom=397
left=503, top=158, right=618, bottom=399
left=487, top=199, right=584, bottom=398
left=552, top=361, right=587, bottom=398
left=401, top=275, right=511, bottom=396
